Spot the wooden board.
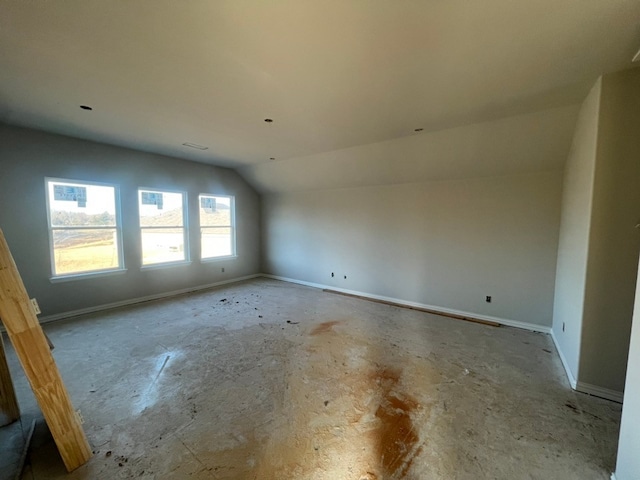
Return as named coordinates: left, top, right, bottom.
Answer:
left=0, top=333, right=20, bottom=426
left=323, top=289, right=501, bottom=327
left=0, top=229, right=92, bottom=472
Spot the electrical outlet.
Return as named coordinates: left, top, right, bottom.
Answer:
left=221, top=267, right=225, bottom=273
left=331, top=272, right=334, bottom=277
left=485, top=296, right=491, bottom=303
left=30, top=298, right=41, bottom=315
left=344, top=275, right=347, bottom=279
left=563, top=322, right=565, bottom=332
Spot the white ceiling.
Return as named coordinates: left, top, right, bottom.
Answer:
left=0, top=1, right=639, bottom=170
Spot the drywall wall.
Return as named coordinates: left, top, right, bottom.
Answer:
left=551, top=68, right=640, bottom=398
left=614, top=256, right=640, bottom=480
left=240, top=105, right=578, bottom=194
left=262, top=171, right=562, bottom=328
left=551, top=79, right=601, bottom=385
left=579, top=68, right=640, bottom=393
left=0, top=124, right=260, bottom=317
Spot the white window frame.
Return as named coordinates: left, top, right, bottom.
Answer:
left=199, top=194, right=236, bottom=261
left=45, top=177, right=125, bottom=281
left=138, top=188, right=189, bottom=268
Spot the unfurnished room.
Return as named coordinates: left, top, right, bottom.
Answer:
left=0, top=2, right=640, bottom=479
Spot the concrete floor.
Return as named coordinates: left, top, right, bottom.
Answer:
left=3, top=278, right=621, bottom=479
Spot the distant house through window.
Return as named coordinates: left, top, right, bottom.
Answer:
left=45, top=178, right=123, bottom=277
left=138, top=189, right=187, bottom=266
left=199, top=194, right=235, bottom=259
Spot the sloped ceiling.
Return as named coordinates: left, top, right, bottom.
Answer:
left=240, top=105, right=581, bottom=194
left=1, top=1, right=639, bottom=190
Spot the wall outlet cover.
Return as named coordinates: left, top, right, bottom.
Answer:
left=30, top=298, right=41, bottom=315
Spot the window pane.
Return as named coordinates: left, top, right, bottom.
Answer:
left=199, top=196, right=231, bottom=227
left=49, top=182, right=116, bottom=227
left=52, top=229, right=119, bottom=275
left=202, top=227, right=232, bottom=258
left=141, top=228, right=185, bottom=265
left=139, top=191, right=184, bottom=227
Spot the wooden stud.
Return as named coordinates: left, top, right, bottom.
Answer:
left=323, top=289, right=501, bottom=327
left=0, top=229, right=92, bottom=472
left=0, top=332, right=20, bottom=426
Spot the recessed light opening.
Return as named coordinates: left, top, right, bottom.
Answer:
left=182, top=142, right=208, bottom=150
left=264, top=118, right=274, bottom=123
left=414, top=128, right=424, bottom=132
left=269, top=157, right=275, bottom=160
left=80, top=105, right=93, bottom=111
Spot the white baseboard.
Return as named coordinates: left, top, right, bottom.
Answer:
left=549, top=330, right=623, bottom=403
left=37, top=274, right=262, bottom=324
left=550, top=329, right=578, bottom=389
left=261, top=274, right=551, bottom=334
left=576, top=381, right=624, bottom=404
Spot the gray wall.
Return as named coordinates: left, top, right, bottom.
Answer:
left=551, top=79, right=601, bottom=384
left=0, top=124, right=261, bottom=317
left=262, top=171, right=562, bottom=328
left=580, top=68, right=640, bottom=393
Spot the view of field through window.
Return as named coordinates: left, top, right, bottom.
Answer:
left=47, top=182, right=233, bottom=275
left=200, top=195, right=234, bottom=258
left=139, top=190, right=186, bottom=265
left=47, top=180, right=121, bottom=275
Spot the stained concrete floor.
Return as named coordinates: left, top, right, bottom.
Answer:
left=3, top=278, right=621, bottom=479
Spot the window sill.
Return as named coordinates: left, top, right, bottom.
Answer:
left=50, top=268, right=127, bottom=283
left=201, top=255, right=238, bottom=264
left=140, top=260, right=192, bottom=271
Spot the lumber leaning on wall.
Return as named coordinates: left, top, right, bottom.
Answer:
left=0, top=229, right=92, bottom=471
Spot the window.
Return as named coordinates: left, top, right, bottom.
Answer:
left=199, top=194, right=235, bottom=259
left=46, top=178, right=123, bottom=277
left=138, top=189, right=187, bottom=266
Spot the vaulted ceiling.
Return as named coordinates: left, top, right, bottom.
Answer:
left=1, top=1, right=639, bottom=190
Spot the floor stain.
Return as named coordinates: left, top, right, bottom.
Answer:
left=310, top=320, right=340, bottom=336
left=360, top=473, right=379, bottom=480
left=371, top=368, right=422, bottom=478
